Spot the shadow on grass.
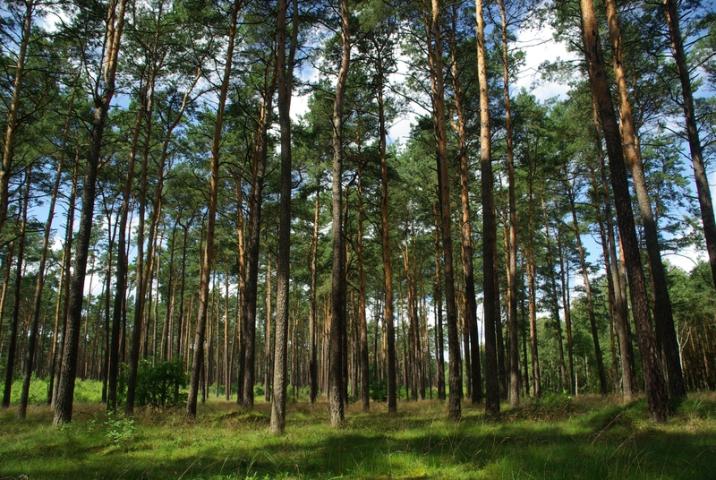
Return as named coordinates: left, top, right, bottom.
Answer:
left=2, top=397, right=715, bottom=479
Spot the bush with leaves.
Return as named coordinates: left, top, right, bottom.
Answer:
left=118, top=360, right=186, bottom=408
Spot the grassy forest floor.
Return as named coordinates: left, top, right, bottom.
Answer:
left=1, top=383, right=715, bottom=480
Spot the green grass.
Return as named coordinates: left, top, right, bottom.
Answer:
left=0, top=377, right=103, bottom=405
left=1, top=386, right=714, bottom=479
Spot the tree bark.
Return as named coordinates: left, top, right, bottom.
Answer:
left=309, top=188, right=320, bottom=403
left=372, top=32, right=398, bottom=414
left=50, top=159, right=79, bottom=406
left=0, top=0, right=34, bottom=237
left=186, top=0, right=241, bottom=419
left=474, top=0, right=500, bottom=417
left=565, top=180, right=607, bottom=394
left=449, top=4, right=481, bottom=404
left=604, top=0, right=685, bottom=402
left=662, top=0, right=716, bottom=291
left=578, top=0, right=668, bottom=421
left=53, top=0, right=127, bottom=423
left=2, top=168, right=30, bottom=408
left=19, top=155, right=64, bottom=417
left=432, top=203, right=446, bottom=400
left=496, top=0, right=520, bottom=407
left=328, top=0, right=351, bottom=428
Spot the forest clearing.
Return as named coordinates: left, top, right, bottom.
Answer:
left=1, top=0, right=715, bottom=477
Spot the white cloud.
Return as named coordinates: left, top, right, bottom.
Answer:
left=514, top=23, right=578, bottom=101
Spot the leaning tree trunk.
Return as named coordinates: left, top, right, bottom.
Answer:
left=578, top=0, right=668, bottom=422
left=604, top=0, right=685, bottom=402
left=126, top=65, right=157, bottom=415
left=589, top=107, right=636, bottom=401
left=662, top=0, right=716, bottom=291
left=186, top=0, right=241, bottom=419
left=0, top=0, right=34, bottom=237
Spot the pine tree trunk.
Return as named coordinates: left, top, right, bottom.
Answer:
left=428, top=0, right=461, bottom=421
left=448, top=5, right=481, bottom=404
left=264, top=258, right=273, bottom=402
left=51, top=159, right=79, bottom=406
left=241, top=59, right=276, bottom=409
left=475, top=0, right=500, bottom=417
left=356, top=162, right=370, bottom=411
left=555, top=223, right=576, bottom=395
left=2, top=169, right=30, bottom=408
left=328, top=0, right=351, bottom=428
left=566, top=180, right=607, bottom=394
left=53, top=1, right=128, bottom=420
left=662, top=0, right=716, bottom=291
left=0, top=0, right=34, bottom=237
left=185, top=0, right=241, bottom=419
left=373, top=37, right=397, bottom=413
left=604, top=0, right=685, bottom=402
left=432, top=203, right=446, bottom=400
left=496, top=0, right=520, bottom=407
left=19, top=155, right=64, bottom=417
left=578, top=0, right=668, bottom=421
left=309, top=189, right=320, bottom=404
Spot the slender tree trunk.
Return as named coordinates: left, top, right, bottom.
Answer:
left=264, top=257, right=273, bottom=402
left=186, top=0, right=241, bottom=420
left=108, top=91, right=145, bottom=411
left=356, top=162, right=370, bottom=411
left=578, top=0, right=668, bottom=421
left=373, top=35, right=397, bottom=414
left=449, top=5, right=481, bottom=404
left=53, top=7, right=125, bottom=419
left=51, top=159, right=79, bottom=406
left=271, top=0, right=297, bottom=431
left=589, top=109, right=636, bottom=401
left=555, top=224, right=575, bottom=395
left=566, top=181, right=607, bottom=394
left=662, top=0, right=716, bottom=291
left=496, top=0, right=520, bottom=407
left=327, top=0, right=351, bottom=428
left=241, top=59, right=277, bottom=409
left=126, top=66, right=157, bottom=414
left=101, top=208, right=117, bottom=401
left=474, top=0, right=500, bottom=417
left=432, top=203, right=446, bottom=400
left=19, top=156, right=65, bottom=417
left=0, top=242, right=15, bottom=360
left=428, top=0, right=461, bottom=421
left=309, top=189, right=320, bottom=404
left=2, top=168, right=30, bottom=408
left=543, top=212, right=568, bottom=392
left=0, top=0, right=34, bottom=236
